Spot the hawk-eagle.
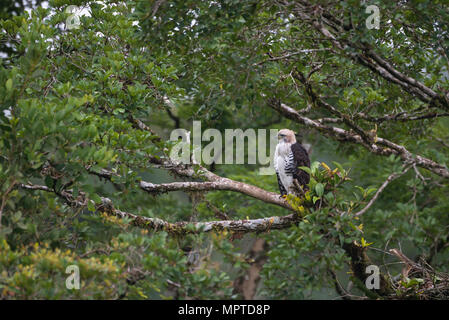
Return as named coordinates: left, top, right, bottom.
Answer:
left=274, top=129, right=310, bottom=196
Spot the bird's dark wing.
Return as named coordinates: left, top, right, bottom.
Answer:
left=290, top=142, right=310, bottom=187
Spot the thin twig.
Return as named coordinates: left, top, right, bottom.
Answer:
left=355, top=166, right=411, bottom=216
left=253, top=49, right=330, bottom=66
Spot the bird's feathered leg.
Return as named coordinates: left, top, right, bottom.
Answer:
left=276, top=172, right=288, bottom=199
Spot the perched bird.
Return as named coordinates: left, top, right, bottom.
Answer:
left=274, top=129, right=310, bottom=197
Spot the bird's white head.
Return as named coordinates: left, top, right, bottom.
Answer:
left=277, top=129, right=296, bottom=144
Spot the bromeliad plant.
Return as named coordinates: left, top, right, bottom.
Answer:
left=285, top=161, right=352, bottom=215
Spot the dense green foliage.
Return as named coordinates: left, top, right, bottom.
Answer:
left=0, top=0, right=448, bottom=299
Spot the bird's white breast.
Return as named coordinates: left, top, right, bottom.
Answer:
left=275, top=141, right=293, bottom=191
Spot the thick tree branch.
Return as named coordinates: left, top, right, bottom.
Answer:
left=343, top=241, right=393, bottom=297
left=19, top=183, right=298, bottom=234
left=269, top=100, right=449, bottom=179
left=90, top=168, right=292, bottom=210
left=355, top=111, right=449, bottom=123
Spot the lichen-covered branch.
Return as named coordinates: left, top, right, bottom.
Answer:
left=90, top=167, right=292, bottom=210
left=19, top=183, right=298, bottom=234
left=139, top=179, right=291, bottom=209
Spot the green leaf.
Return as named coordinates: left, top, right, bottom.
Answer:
left=87, top=200, right=96, bottom=212
left=298, top=166, right=312, bottom=174
left=44, top=176, right=53, bottom=188
left=310, top=161, right=321, bottom=174
left=315, top=183, right=324, bottom=197
left=366, top=188, right=377, bottom=196
left=5, top=79, right=13, bottom=91
left=91, top=193, right=102, bottom=205
left=332, top=161, right=345, bottom=173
